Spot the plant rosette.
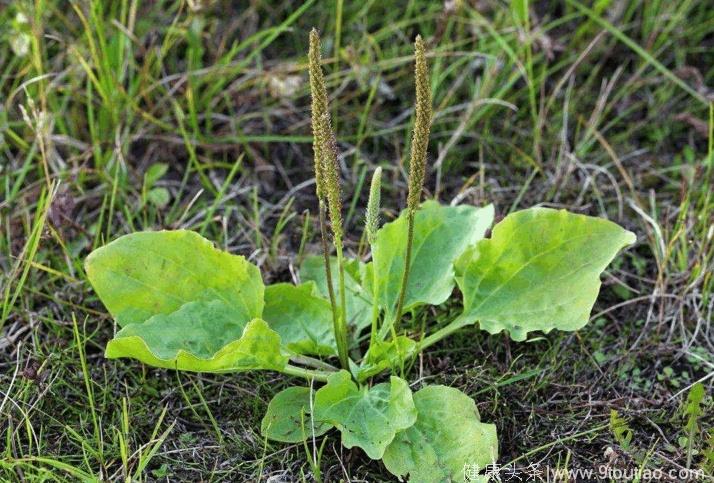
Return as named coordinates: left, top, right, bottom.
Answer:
left=86, top=201, right=634, bottom=481
left=84, top=31, right=635, bottom=482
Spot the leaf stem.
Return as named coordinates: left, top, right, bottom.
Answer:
left=417, top=314, right=472, bottom=352
left=282, top=364, right=333, bottom=383
left=289, top=355, right=339, bottom=372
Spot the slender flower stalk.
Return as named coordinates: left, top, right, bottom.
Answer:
left=323, top=128, right=349, bottom=370
left=308, top=29, right=350, bottom=371
left=392, top=35, right=432, bottom=335
left=318, top=201, right=339, bottom=339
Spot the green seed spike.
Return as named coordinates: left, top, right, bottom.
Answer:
left=366, top=166, right=382, bottom=244
left=308, top=28, right=328, bottom=200
left=309, top=29, right=343, bottom=239
left=321, top=119, right=344, bottom=239
left=392, top=35, right=432, bottom=338
left=308, top=29, right=349, bottom=372
left=406, top=35, right=432, bottom=212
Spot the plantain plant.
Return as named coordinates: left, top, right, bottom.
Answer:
left=85, top=30, right=635, bottom=482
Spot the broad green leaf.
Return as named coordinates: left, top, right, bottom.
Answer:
left=263, top=282, right=337, bottom=356
left=261, top=386, right=332, bottom=443
left=383, top=385, right=498, bottom=483
left=456, top=207, right=636, bottom=341
left=313, top=370, right=416, bottom=459
left=300, top=256, right=373, bottom=332
left=105, top=300, right=287, bottom=372
left=365, top=201, right=494, bottom=323
left=86, top=230, right=263, bottom=327
left=357, top=336, right=417, bottom=382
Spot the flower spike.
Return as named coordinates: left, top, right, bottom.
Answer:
left=391, top=35, right=432, bottom=338
left=308, top=28, right=329, bottom=200
left=406, top=35, right=432, bottom=212
left=366, top=166, right=382, bottom=244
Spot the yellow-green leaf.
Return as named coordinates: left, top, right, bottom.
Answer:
left=457, top=208, right=636, bottom=340
left=383, top=385, right=498, bottom=482
left=357, top=336, right=417, bottom=382
left=365, top=201, right=494, bottom=325
left=105, top=300, right=287, bottom=372
left=313, top=370, right=416, bottom=459
left=261, top=386, right=332, bottom=443
left=300, top=256, right=373, bottom=332
left=263, top=282, right=337, bottom=356
left=85, top=230, right=263, bottom=327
